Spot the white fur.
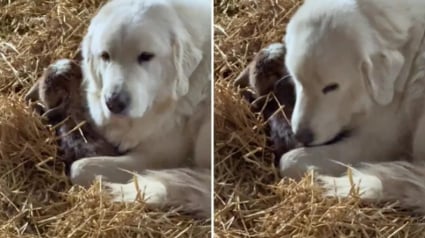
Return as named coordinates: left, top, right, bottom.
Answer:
left=70, top=0, right=211, bottom=218
left=105, top=175, right=167, bottom=204
left=52, top=59, right=72, bottom=75
left=266, top=42, right=286, bottom=58
left=280, top=0, right=425, bottom=212
left=317, top=170, right=384, bottom=199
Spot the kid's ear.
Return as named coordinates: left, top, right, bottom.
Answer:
left=25, top=80, right=40, bottom=102
left=233, top=62, right=252, bottom=89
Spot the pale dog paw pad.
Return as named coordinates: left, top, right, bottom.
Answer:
left=316, top=171, right=383, bottom=200
left=103, top=176, right=167, bottom=204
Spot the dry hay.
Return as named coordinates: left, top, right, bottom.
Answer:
left=0, top=0, right=210, bottom=237
left=214, top=0, right=425, bottom=237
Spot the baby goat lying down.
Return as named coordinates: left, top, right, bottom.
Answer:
left=25, top=59, right=120, bottom=172
left=234, top=43, right=299, bottom=161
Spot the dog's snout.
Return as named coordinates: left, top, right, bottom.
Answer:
left=105, top=90, right=130, bottom=114
left=294, top=128, right=314, bottom=145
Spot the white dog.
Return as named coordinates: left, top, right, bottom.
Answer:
left=70, top=0, right=211, bottom=218
left=280, top=0, right=425, bottom=213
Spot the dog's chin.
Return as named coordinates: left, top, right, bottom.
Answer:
left=114, top=102, right=151, bottom=120
left=108, top=110, right=147, bottom=122
left=108, top=113, right=130, bottom=121
left=124, top=110, right=145, bottom=119
left=306, top=130, right=351, bottom=147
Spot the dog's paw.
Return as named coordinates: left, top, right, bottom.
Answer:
left=316, top=170, right=383, bottom=200
left=70, top=158, right=116, bottom=187
left=104, top=175, right=167, bottom=204
left=279, top=147, right=319, bottom=179
left=70, top=158, right=99, bottom=188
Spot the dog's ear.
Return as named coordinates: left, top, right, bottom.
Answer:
left=81, top=30, right=102, bottom=91
left=360, top=50, right=404, bottom=105
left=81, top=32, right=91, bottom=64
left=172, top=32, right=203, bottom=99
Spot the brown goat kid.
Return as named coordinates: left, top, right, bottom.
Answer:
left=25, top=59, right=120, bottom=172
left=234, top=43, right=299, bottom=160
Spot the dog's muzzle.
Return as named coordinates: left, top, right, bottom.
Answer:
left=323, top=130, right=350, bottom=145
left=307, top=130, right=351, bottom=147
left=294, top=128, right=314, bottom=145
left=105, top=90, right=130, bottom=115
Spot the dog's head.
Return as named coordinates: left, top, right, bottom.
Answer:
left=81, top=0, right=203, bottom=124
left=284, top=1, right=405, bottom=146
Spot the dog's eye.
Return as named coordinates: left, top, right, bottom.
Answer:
left=137, top=52, right=154, bottom=64
left=100, top=51, right=110, bottom=62
left=322, top=83, right=339, bottom=94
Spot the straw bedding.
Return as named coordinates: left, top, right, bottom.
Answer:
left=0, top=0, right=210, bottom=237
left=214, top=0, right=425, bottom=237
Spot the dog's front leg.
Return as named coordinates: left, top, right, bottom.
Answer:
left=105, top=168, right=211, bottom=218
left=70, top=151, right=175, bottom=187
left=279, top=142, right=363, bottom=180
left=70, top=155, right=139, bottom=187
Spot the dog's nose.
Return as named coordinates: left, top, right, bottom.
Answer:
left=294, top=128, right=314, bottom=145
left=105, top=91, right=130, bottom=114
